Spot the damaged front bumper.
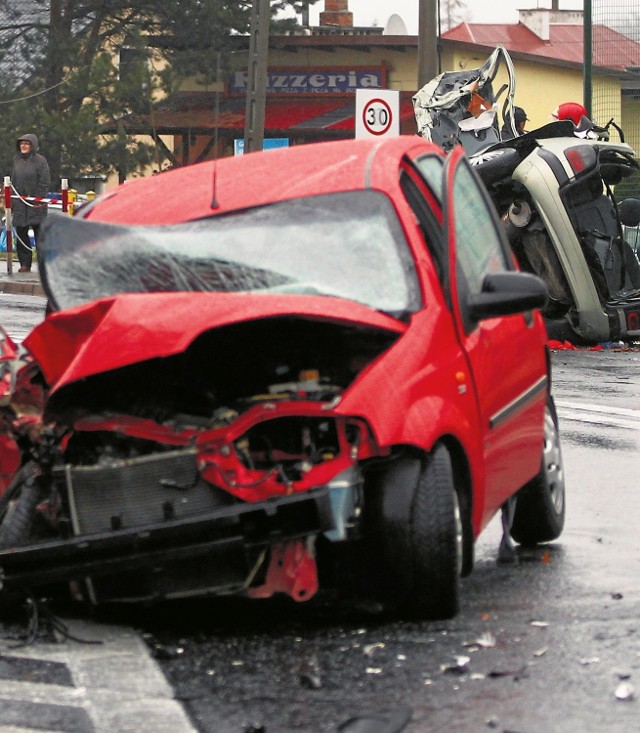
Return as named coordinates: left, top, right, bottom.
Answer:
left=0, top=486, right=335, bottom=599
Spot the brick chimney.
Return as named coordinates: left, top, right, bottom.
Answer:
left=319, top=0, right=353, bottom=27
left=519, top=8, right=583, bottom=41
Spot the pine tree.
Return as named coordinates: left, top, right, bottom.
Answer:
left=0, top=0, right=314, bottom=185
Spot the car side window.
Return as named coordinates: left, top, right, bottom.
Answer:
left=400, top=170, right=446, bottom=284
left=451, top=160, right=512, bottom=296
left=413, top=155, right=444, bottom=202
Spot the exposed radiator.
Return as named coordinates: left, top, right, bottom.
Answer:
left=56, top=448, right=236, bottom=536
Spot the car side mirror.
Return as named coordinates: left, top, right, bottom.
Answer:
left=619, top=198, right=640, bottom=228
left=468, top=271, right=548, bottom=321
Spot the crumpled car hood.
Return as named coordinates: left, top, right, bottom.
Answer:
left=25, top=292, right=406, bottom=392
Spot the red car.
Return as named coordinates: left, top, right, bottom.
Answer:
left=0, top=136, right=563, bottom=618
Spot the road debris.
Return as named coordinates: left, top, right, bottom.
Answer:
left=441, top=656, right=471, bottom=674
left=464, top=632, right=497, bottom=651
left=363, top=642, right=385, bottom=656
left=296, top=654, right=322, bottom=689
left=615, top=682, right=635, bottom=701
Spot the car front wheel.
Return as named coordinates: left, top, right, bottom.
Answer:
left=368, top=443, right=462, bottom=619
left=510, top=396, right=566, bottom=545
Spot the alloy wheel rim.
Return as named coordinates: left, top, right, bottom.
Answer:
left=543, top=408, right=565, bottom=513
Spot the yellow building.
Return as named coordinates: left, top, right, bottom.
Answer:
left=115, top=3, right=640, bottom=170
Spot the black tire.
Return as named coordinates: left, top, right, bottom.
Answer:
left=510, top=397, right=566, bottom=546
left=367, top=444, right=462, bottom=620
left=0, top=470, right=42, bottom=549
left=470, top=148, right=521, bottom=186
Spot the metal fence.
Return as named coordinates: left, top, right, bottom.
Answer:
left=592, top=0, right=640, bottom=198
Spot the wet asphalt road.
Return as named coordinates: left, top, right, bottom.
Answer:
left=0, top=292, right=47, bottom=343
left=121, top=347, right=640, bottom=733
left=1, top=295, right=639, bottom=733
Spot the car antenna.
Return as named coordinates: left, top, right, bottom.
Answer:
left=211, top=51, right=221, bottom=210
left=211, top=159, right=219, bottom=209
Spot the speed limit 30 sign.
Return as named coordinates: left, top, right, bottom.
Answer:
left=355, top=89, right=400, bottom=139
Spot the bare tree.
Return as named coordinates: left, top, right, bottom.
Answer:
left=439, top=0, right=467, bottom=32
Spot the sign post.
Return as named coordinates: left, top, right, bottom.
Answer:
left=355, top=89, right=400, bottom=139
left=3, top=177, right=12, bottom=275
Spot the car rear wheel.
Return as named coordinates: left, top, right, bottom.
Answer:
left=368, top=444, right=462, bottom=619
left=510, top=397, right=566, bottom=546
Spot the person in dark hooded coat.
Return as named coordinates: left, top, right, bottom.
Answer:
left=11, top=133, right=51, bottom=272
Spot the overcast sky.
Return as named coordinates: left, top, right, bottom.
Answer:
left=304, top=1, right=584, bottom=33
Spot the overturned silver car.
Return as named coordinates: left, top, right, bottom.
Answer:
left=414, top=46, right=640, bottom=343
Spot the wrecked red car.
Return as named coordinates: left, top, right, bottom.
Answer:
left=0, top=136, right=563, bottom=619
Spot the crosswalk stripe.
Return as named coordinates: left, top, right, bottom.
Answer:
left=0, top=618, right=197, bottom=733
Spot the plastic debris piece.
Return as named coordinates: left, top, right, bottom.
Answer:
left=150, top=643, right=182, bottom=660
left=547, top=339, right=578, bottom=350
left=615, top=682, right=635, bottom=701
left=297, top=655, right=322, bottom=689
left=441, top=656, right=470, bottom=674
left=579, top=657, right=600, bottom=665
left=476, top=632, right=497, bottom=648
left=337, top=707, right=412, bottom=733
left=366, top=667, right=383, bottom=675
left=363, top=642, right=385, bottom=656
left=530, top=620, right=549, bottom=627
left=487, top=665, right=527, bottom=679
left=533, top=647, right=548, bottom=657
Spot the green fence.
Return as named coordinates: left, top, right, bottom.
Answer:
left=592, top=0, right=640, bottom=199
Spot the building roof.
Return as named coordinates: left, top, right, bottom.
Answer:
left=442, top=22, right=640, bottom=74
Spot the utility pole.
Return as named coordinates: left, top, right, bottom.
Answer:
left=418, top=0, right=439, bottom=90
left=243, top=0, right=271, bottom=154
left=583, top=0, right=592, bottom=117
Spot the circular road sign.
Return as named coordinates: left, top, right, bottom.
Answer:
left=362, top=97, right=394, bottom=136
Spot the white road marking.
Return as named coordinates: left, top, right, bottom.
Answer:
left=555, top=399, right=640, bottom=431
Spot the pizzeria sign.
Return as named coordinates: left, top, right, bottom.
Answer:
left=229, top=67, right=385, bottom=95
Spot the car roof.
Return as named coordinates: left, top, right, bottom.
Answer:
left=83, top=135, right=443, bottom=225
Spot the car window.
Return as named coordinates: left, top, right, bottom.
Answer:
left=400, top=169, right=446, bottom=286
left=451, top=160, right=512, bottom=295
left=413, top=154, right=444, bottom=202
left=41, top=191, right=422, bottom=317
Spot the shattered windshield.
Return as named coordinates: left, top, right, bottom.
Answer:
left=40, top=190, right=421, bottom=316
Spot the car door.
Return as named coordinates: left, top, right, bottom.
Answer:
left=443, top=146, right=548, bottom=528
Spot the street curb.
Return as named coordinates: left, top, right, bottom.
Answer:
left=0, top=280, right=45, bottom=297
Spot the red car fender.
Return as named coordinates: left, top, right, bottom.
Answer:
left=399, top=392, right=486, bottom=532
